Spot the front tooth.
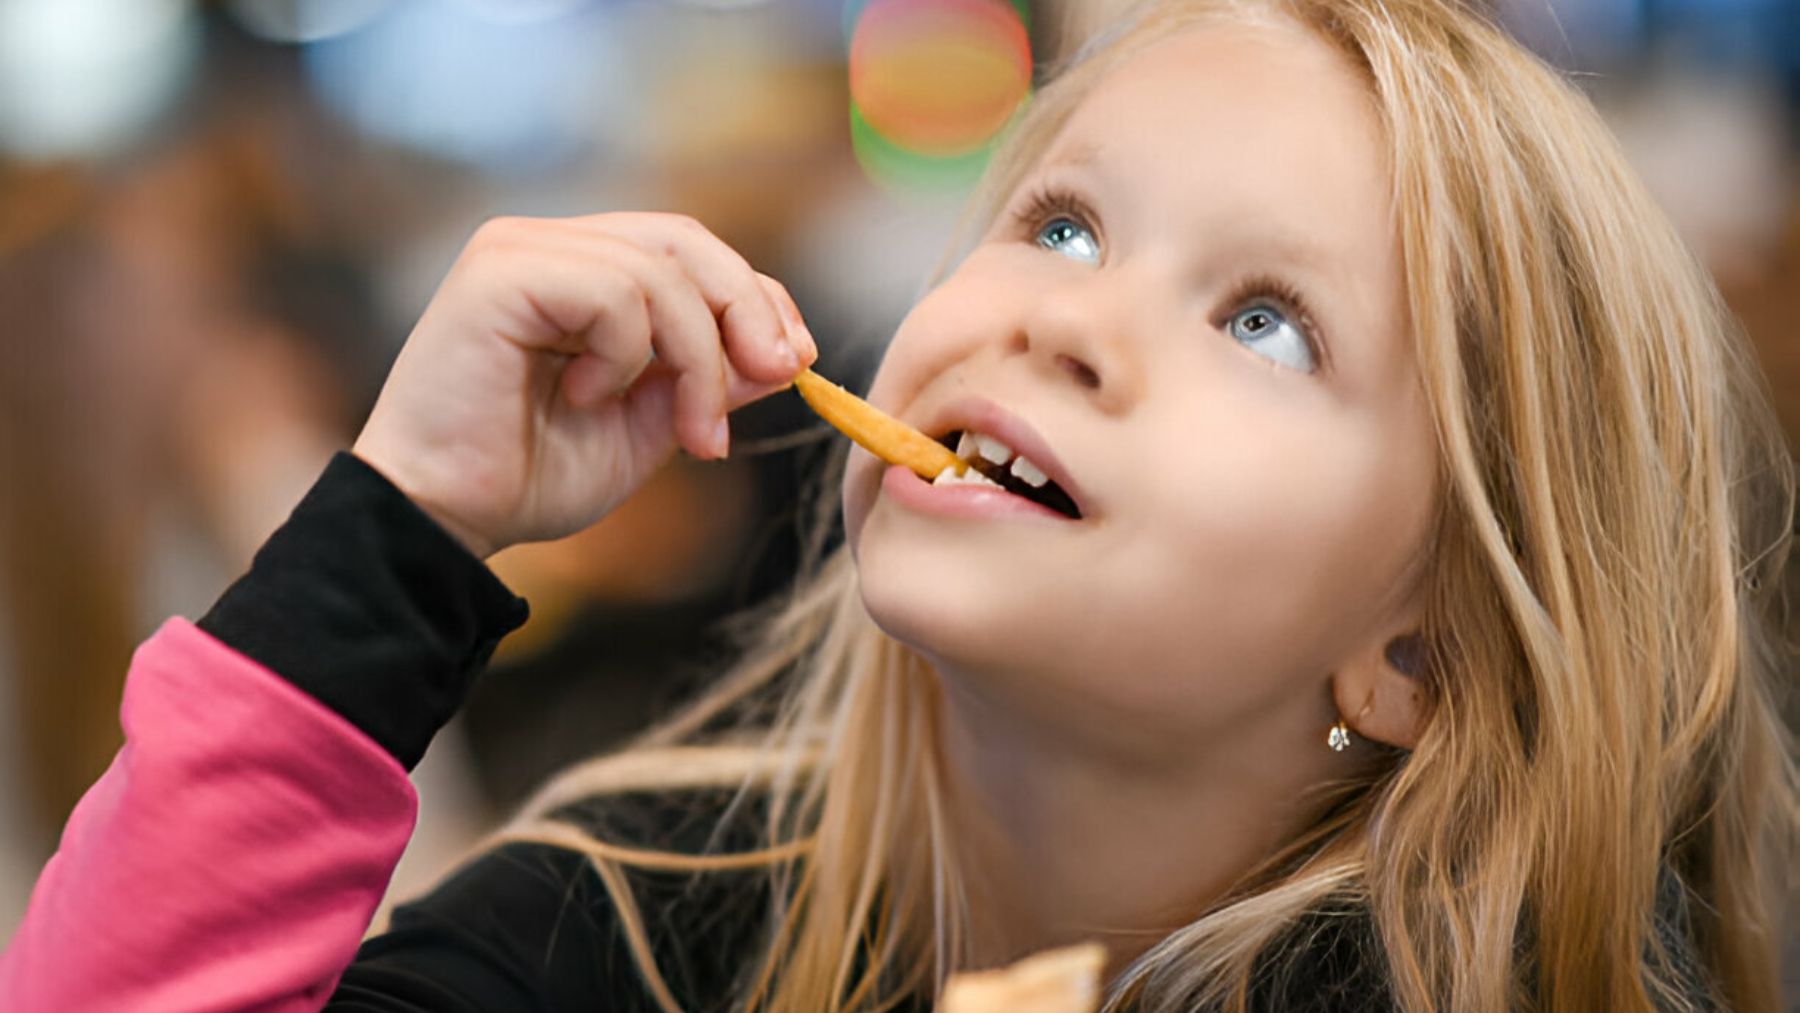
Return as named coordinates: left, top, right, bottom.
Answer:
left=931, top=459, right=999, bottom=488
left=973, top=434, right=1015, bottom=466
left=1009, top=456, right=1049, bottom=488
left=956, top=432, right=980, bottom=458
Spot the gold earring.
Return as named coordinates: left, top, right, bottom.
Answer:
left=1327, top=719, right=1352, bottom=752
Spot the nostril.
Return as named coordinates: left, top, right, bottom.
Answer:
left=1056, top=354, right=1101, bottom=390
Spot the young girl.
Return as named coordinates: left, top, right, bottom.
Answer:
left=4, top=0, right=1793, bottom=1010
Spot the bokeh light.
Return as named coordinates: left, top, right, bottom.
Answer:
left=0, top=0, right=201, bottom=160
left=225, top=0, right=393, bottom=44
left=301, top=0, right=631, bottom=176
left=849, top=99, right=1009, bottom=192
left=846, top=0, right=1031, bottom=190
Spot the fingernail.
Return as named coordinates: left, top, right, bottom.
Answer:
left=778, top=293, right=804, bottom=331
left=775, top=339, right=800, bottom=372
left=712, top=418, right=731, bottom=458
left=778, top=297, right=814, bottom=359
left=792, top=328, right=817, bottom=364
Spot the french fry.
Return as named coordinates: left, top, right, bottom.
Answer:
left=792, top=369, right=965, bottom=480
left=940, top=943, right=1107, bottom=1013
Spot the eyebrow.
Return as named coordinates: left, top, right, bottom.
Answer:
left=1038, top=140, right=1106, bottom=174
left=1235, top=228, right=1338, bottom=280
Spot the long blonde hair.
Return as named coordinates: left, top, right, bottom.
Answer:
left=493, top=2, right=1798, bottom=1010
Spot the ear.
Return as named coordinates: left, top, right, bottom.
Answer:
left=1331, top=628, right=1431, bottom=751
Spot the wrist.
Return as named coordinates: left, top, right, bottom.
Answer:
left=348, top=447, right=497, bottom=560
left=410, top=501, right=496, bottom=562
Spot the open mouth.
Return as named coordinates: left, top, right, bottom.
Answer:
left=934, top=430, right=1083, bottom=520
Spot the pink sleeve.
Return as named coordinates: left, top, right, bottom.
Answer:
left=0, top=618, right=419, bottom=1012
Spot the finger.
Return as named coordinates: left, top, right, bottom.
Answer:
left=576, top=213, right=803, bottom=385
left=613, top=361, right=787, bottom=468
left=756, top=273, right=818, bottom=366
left=547, top=259, right=657, bottom=408
left=465, top=226, right=656, bottom=366
left=724, top=359, right=803, bottom=413
left=595, top=238, right=731, bottom=459
left=480, top=227, right=727, bottom=458
left=562, top=347, right=651, bottom=409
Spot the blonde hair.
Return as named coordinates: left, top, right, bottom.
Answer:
left=490, top=2, right=1798, bottom=1010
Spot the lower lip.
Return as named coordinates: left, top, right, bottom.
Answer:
left=880, top=465, right=1075, bottom=522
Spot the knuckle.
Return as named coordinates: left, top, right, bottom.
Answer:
left=602, top=272, right=651, bottom=326
left=655, top=211, right=705, bottom=235
left=587, top=267, right=629, bottom=314
left=475, top=214, right=526, bottom=240
left=467, top=215, right=528, bottom=256
left=646, top=248, right=683, bottom=280
left=655, top=212, right=712, bottom=249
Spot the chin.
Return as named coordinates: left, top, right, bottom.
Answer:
left=853, top=518, right=979, bottom=651
left=850, top=508, right=1063, bottom=682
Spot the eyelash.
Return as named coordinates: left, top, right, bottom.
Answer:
left=1218, top=274, right=1329, bottom=372
left=1009, top=183, right=1102, bottom=251
left=1008, top=183, right=1330, bottom=374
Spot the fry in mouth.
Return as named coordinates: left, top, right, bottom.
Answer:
left=792, top=369, right=966, bottom=480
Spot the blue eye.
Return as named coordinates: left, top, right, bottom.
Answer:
left=1228, top=303, right=1316, bottom=373
left=1036, top=217, right=1100, bottom=265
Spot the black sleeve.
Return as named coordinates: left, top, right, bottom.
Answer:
left=197, top=451, right=529, bottom=770
left=328, top=791, right=775, bottom=1013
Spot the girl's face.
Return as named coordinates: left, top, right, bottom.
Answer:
left=844, top=20, right=1438, bottom=756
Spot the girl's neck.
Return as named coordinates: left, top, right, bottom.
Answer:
left=930, top=665, right=1337, bottom=981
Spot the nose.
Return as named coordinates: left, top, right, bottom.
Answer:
left=1009, top=270, right=1146, bottom=413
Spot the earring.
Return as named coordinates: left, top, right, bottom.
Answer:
left=1327, top=719, right=1352, bottom=752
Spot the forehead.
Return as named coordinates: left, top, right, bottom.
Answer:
left=1051, top=18, right=1383, bottom=181
left=1042, top=20, right=1394, bottom=283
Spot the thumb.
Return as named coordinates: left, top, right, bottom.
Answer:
left=726, top=367, right=798, bottom=413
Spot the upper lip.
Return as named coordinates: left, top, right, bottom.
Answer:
left=917, top=397, right=1092, bottom=519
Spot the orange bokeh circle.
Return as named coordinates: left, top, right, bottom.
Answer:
left=849, top=0, right=1032, bottom=157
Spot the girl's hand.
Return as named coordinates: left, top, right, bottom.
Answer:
left=351, top=213, right=816, bottom=558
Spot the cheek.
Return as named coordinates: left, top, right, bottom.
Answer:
left=842, top=449, right=879, bottom=559
left=859, top=253, right=1026, bottom=414
left=842, top=279, right=996, bottom=551
left=862, top=294, right=970, bottom=407
left=1132, top=402, right=1437, bottom=660
left=840, top=351, right=925, bottom=555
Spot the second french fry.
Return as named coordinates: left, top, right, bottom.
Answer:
left=940, top=943, right=1107, bottom=1013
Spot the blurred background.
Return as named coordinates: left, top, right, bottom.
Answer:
left=0, top=0, right=1794, bottom=951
